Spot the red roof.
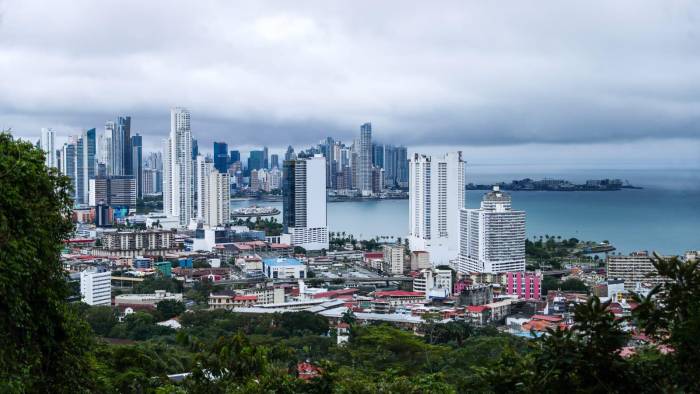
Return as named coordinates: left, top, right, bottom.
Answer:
left=531, top=314, right=563, bottom=322
left=297, top=362, right=322, bottom=380
left=234, top=295, right=258, bottom=301
left=373, top=290, right=424, bottom=298
left=312, top=288, right=358, bottom=299
left=364, top=252, right=383, bottom=259
left=467, top=305, right=490, bottom=313
left=270, top=243, right=291, bottom=248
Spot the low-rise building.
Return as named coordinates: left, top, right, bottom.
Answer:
left=413, top=268, right=453, bottom=299
left=505, top=271, right=542, bottom=300
left=410, top=251, right=431, bottom=271
left=94, top=229, right=179, bottom=258
left=382, top=244, right=405, bottom=275
left=263, top=258, right=307, bottom=279
left=80, top=267, right=112, bottom=306
left=114, top=290, right=183, bottom=306
left=607, top=251, right=668, bottom=291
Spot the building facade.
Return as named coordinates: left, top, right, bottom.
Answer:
left=607, top=251, right=668, bottom=291
left=163, top=108, right=193, bottom=226
left=40, top=127, right=56, bottom=168
left=80, top=267, right=111, bottom=306
left=283, top=155, right=329, bottom=251
left=459, top=186, right=526, bottom=274
left=408, top=152, right=465, bottom=265
left=358, top=123, right=373, bottom=195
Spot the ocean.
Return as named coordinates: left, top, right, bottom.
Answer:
left=231, top=168, right=699, bottom=255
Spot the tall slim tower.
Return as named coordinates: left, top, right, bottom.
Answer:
left=459, top=187, right=526, bottom=274
left=359, top=123, right=373, bottom=195
left=283, top=155, right=328, bottom=251
left=82, top=128, right=96, bottom=205
left=102, top=122, right=115, bottom=175
left=408, top=152, right=465, bottom=265
left=40, top=128, right=56, bottom=168
left=131, top=134, right=143, bottom=199
left=111, top=116, right=131, bottom=175
left=163, top=108, right=193, bottom=226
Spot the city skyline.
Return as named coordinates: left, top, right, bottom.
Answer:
left=1, top=1, right=699, bottom=170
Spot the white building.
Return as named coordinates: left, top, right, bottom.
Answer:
left=607, top=251, right=668, bottom=291
left=40, top=128, right=56, bottom=168
left=80, top=268, right=112, bottom=306
left=114, top=290, right=183, bottom=306
left=382, top=244, right=405, bottom=275
left=413, top=268, right=453, bottom=299
left=163, top=107, right=194, bottom=227
left=408, top=152, right=465, bottom=265
left=195, top=156, right=229, bottom=227
left=263, top=258, right=307, bottom=279
left=282, top=154, right=329, bottom=251
left=203, top=170, right=230, bottom=227
left=459, top=186, right=526, bottom=274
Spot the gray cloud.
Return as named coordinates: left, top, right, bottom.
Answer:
left=1, top=0, right=700, bottom=156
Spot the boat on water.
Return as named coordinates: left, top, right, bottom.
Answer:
left=231, top=205, right=280, bottom=217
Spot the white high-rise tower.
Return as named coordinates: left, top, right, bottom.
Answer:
left=283, top=154, right=328, bottom=251
left=163, top=107, right=194, bottom=226
left=408, top=151, right=465, bottom=265
left=458, top=186, right=526, bottom=274
left=40, top=128, right=56, bottom=168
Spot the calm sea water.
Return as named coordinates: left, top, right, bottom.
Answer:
left=231, top=168, right=700, bottom=255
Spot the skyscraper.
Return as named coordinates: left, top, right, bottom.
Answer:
left=195, top=155, right=213, bottom=220
left=395, top=146, right=409, bottom=188
left=100, top=122, right=114, bottom=175
left=359, top=123, right=373, bottom=195
left=459, top=186, right=525, bottom=274
left=372, top=143, right=384, bottom=168
left=408, top=152, right=465, bottom=265
left=61, top=141, right=77, bottom=204
left=197, top=158, right=230, bottom=227
left=213, top=142, right=228, bottom=173
left=229, top=150, right=241, bottom=164
left=82, top=128, right=96, bottom=205
left=75, top=136, right=85, bottom=204
left=263, top=146, right=269, bottom=169
left=40, top=128, right=56, bottom=168
left=163, top=107, right=194, bottom=226
left=270, top=154, right=279, bottom=169
left=284, top=145, right=296, bottom=161
left=131, top=134, right=143, bottom=199
left=283, top=155, right=328, bottom=251
left=111, top=116, right=131, bottom=176
left=248, top=150, right=265, bottom=173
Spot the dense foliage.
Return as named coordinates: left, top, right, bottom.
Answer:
left=0, top=133, right=97, bottom=392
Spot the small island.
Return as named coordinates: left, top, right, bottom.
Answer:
left=467, top=178, right=641, bottom=191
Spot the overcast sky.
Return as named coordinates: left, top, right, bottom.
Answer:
left=1, top=0, right=699, bottom=168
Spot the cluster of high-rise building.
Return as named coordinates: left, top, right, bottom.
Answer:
left=408, top=151, right=526, bottom=274
left=39, top=118, right=148, bottom=211
left=292, top=123, right=409, bottom=195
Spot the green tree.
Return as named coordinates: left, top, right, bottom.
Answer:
left=0, top=132, right=97, bottom=391
left=156, top=300, right=186, bottom=320
left=633, top=253, right=700, bottom=390
left=560, top=277, right=588, bottom=292
left=83, top=305, right=119, bottom=337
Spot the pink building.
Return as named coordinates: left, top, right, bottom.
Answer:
left=505, top=272, right=542, bottom=300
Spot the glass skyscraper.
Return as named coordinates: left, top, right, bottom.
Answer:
left=213, top=142, right=228, bottom=173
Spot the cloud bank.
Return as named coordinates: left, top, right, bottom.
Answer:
left=1, top=0, right=699, bottom=158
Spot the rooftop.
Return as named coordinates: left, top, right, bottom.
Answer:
left=374, top=290, right=425, bottom=298
left=263, top=258, right=303, bottom=267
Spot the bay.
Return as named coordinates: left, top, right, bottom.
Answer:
left=231, top=169, right=700, bottom=255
